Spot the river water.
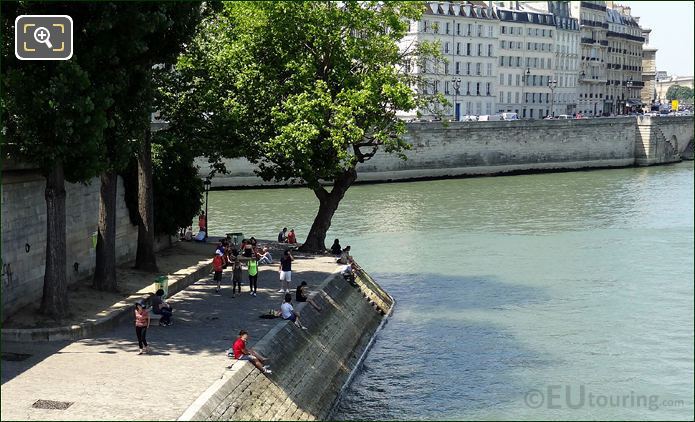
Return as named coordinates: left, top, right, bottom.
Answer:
left=206, top=162, right=694, bottom=420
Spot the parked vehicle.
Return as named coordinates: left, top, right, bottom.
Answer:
left=500, top=112, right=519, bottom=121
left=557, top=114, right=572, bottom=119
left=478, top=114, right=502, bottom=121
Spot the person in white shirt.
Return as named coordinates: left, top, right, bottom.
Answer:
left=280, top=293, right=307, bottom=330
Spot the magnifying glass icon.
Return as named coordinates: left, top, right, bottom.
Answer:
left=33, top=26, right=53, bottom=49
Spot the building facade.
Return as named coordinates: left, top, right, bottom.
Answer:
left=400, top=0, right=645, bottom=119
left=605, top=3, right=644, bottom=114
left=400, top=2, right=500, bottom=120
left=640, top=27, right=657, bottom=108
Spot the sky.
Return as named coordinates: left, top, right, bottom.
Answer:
left=625, top=1, right=694, bottom=77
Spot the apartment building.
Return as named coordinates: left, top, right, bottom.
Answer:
left=399, top=1, right=499, bottom=120
left=640, top=27, right=657, bottom=107
left=605, top=3, right=644, bottom=114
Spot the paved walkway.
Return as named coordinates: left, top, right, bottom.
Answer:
left=1, top=245, right=339, bottom=421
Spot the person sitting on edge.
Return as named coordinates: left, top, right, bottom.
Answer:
left=213, top=250, right=225, bottom=294
left=281, top=293, right=308, bottom=330
left=330, top=239, right=342, bottom=255
left=258, top=247, right=273, bottom=265
left=184, top=226, right=193, bottom=241
left=231, top=330, right=272, bottom=374
left=296, top=281, right=322, bottom=312
left=286, top=229, right=297, bottom=244
left=278, top=227, right=287, bottom=243
left=198, top=212, right=207, bottom=233
left=338, top=245, right=352, bottom=265
left=341, top=264, right=358, bottom=286
left=151, top=289, right=173, bottom=326
left=243, top=239, right=254, bottom=258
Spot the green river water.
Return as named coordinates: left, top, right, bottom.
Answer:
left=206, top=162, right=694, bottom=420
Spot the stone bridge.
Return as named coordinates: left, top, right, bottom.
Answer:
left=635, top=116, right=695, bottom=165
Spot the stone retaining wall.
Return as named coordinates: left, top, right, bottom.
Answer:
left=179, top=267, right=393, bottom=421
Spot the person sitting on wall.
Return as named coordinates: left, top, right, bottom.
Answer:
left=337, top=245, right=353, bottom=265
left=330, top=239, right=342, bottom=256
left=229, top=330, right=272, bottom=374
left=151, top=289, right=173, bottom=326
left=296, top=281, right=322, bottom=312
left=258, top=247, right=273, bottom=265
left=184, top=226, right=193, bottom=241
left=286, top=229, right=297, bottom=244
left=281, top=293, right=308, bottom=330
left=341, top=264, right=358, bottom=287
left=278, top=227, right=288, bottom=243
left=243, top=238, right=254, bottom=258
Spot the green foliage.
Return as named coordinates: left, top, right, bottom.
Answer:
left=151, top=131, right=204, bottom=236
left=666, top=85, right=694, bottom=102
left=164, top=1, right=443, bottom=187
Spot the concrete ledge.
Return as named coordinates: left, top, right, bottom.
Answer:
left=1, top=261, right=212, bottom=343
left=178, top=264, right=393, bottom=421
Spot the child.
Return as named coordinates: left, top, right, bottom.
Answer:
left=212, top=250, right=225, bottom=294
left=232, top=257, right=242, bottom=298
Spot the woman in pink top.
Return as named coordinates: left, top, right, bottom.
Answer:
left=134, top=301, right=150, bottom=354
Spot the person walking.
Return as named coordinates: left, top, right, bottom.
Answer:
left=278, top=249, right=293, bottom=293
left=134, top=301, right=150, bottom=354
left=232, top=256, right=242, bottom=298
left=213, top=250, right=225, bottom=294
left=248, top=255, right=259, bottom=297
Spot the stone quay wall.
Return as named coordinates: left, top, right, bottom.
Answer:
left=178, top=268, right=394, bottom=421
left=203, top=116, right=693, bottom=188
left=1, top=167, right=169, bottom=322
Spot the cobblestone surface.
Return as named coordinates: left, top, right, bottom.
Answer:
left=1, top=244, right=339, bottom=421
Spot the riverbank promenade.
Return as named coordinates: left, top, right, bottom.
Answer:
left=1, top=241, right=340, bottom=421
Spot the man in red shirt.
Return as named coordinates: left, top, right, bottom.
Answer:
left=231, top=330, right=271, bottom=374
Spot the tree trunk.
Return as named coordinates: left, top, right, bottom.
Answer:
left=300, top=168, right=357, bottom=253
left=135, top=129, right=158, bottom=272
left=93, top=171, right=119, bottom=291
left=40, top=163, right=69, bottom=319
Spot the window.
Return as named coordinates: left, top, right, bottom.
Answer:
left=466, top=82, right=471, bottom=95
left=466, top=62, right=471, bottom=75
left=486, top=82, right=491, bottom=96
left=446, top=22, right=450, bottom=35
left=477, top=24, right=482, bottom=37
left=477, top=44, right=482, bottom=56
left=457, top=23, right=461, bottom=35
left=487, top=63, right=492, bottom=76
left=500, top=91, right=504, bottom=102
left=433, top=22, right=439, bottom=34
left=476, top=102, right=482, bottom=114
left=466, top=43, right=471, bottom=55
left=487, top=26, right=493, bottom=37
left=488, top=44, right=493, bottom=56
left=501, top=25, right=506, bottom=34
left=456, top=42, right=461, bottom=55
left=500, top=73, right=505, bottom=84
left=499, top=56, right=504, bottom=66
left=423, top=21, right=428, bottom=33
left=476, top=63, right=481, bottom=75
left=455, top=61, right=461, bottom=75
left=476, top=82, right=481, bottom=96
left=515, top=92, right=519, bottom=103
left=507, top=92, right=511, bottom=103
left=434, top=80, right=439, bottom=93
left=486, top=102, right=492, bottom=114
left=444, top=62, right=449, bottom=75
left=444, top=42, right=450, bottom=54
left=445, top=80, right=450, bottom=94
left=467, top=24, right=472, bottom=36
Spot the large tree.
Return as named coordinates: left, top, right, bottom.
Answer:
left=666, top=85, right=694, bottom=103
left=164, top=1, right=441, bottom=251
left=1, top=3, right=112, bottom=317
left=133, top=3, right=206, bottom=271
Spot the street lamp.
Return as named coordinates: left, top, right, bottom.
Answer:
left=452, top=77, right=461, bottom=121
left=548, top=78, right=557, bottom=118
left=626, top=77, right=633, bottom=114
left=521, top=68, right=530, bottom=118
left=203, top=176, right=211, bottom=240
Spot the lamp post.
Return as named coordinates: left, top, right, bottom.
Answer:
left=579, top=70, right=586, bottom=116
left=522, top=67, right=530, bottom=118
left=548, top=78, right=557, bottom=118
left=203, top=176, right=211, bottom=240
left=625, top=77, right=633, bottom=114
left=452, top=77, right=461, bottom=121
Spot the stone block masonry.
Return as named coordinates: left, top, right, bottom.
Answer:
left=204, top=117, right=694, bottom=188
left=179, top=268, right=394, bottom=421
left=1, top=170, right=169, bottom=321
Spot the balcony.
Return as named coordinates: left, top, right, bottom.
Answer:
left=581, top=1, right=607, bottom=12
left=581, top=37, right=597, bottom=44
